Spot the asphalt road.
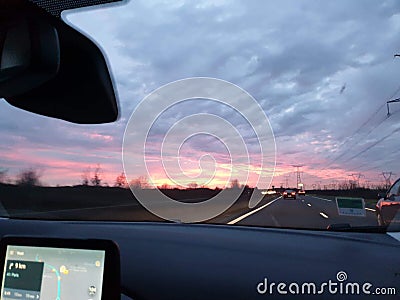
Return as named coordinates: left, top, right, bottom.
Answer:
left=227, top=194, right=378, bottom=229
left=4, top=193, right=379, bottom=229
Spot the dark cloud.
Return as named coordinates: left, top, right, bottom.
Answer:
left=1, top=0, right=400, bottom=186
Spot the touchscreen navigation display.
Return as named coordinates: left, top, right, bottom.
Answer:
left=0, top=244, right=106, bottom=300
left=0, top=239, right=119, bottom=300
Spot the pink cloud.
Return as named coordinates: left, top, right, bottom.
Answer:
left=86, top=133, right=114, bottom=142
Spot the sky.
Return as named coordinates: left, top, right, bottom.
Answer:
left=1, top=0, right=400, bottom=189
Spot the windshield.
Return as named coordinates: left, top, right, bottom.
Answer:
left=1, top=0, right=400, bottom=231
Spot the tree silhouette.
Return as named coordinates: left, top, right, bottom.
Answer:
left=81, top=167, right=90, bottom=186
left=230, top=179, right=240, bottom=189
left=16, top=168, right=41, bottom=186
left=90, top=165, right=102, bottom=186
left=158, top=183, right=170, bottom=190
left=0, top=168, right=7, bottom=183
left=129, top=176, right=149, bottom=189
left=81, top=165, right=103, bottom=186
left=188, top=182, right=198, bottom=189
left=114, top=172, right=128, bottom=188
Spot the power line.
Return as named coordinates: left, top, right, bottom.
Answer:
left=327, top=104, right=386, bottom=167
left=337, top=83, right=400, bottom=151
left=352, top=149, right=397, bottom=172
left=324, top=106, right=386, bottom=169
left=323, top=105, right=385, bottom=168
left=355, top=162, right=383, bottom=173
left=347, top=112, right=400, bottom=172
left=323, top=83, right=400, bottom=169
left=346, top=104, right=386, bottom=140
left=340, top=125, right=400, bottom=165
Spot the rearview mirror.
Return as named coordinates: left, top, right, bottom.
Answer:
left=0, top=0, right=119, bottom=124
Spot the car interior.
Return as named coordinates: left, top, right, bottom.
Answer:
left=0, top=0, right=399, bottom=299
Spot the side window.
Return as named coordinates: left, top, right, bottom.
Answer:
left=387, top=180, right=400, bottom=200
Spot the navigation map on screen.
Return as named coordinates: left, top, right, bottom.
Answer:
left=1, top=245, right=105, bottom=300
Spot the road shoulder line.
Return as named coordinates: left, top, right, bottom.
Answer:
left=311, top=196, right=332, bottom=202
left=227, top=197, right=281, bottom=225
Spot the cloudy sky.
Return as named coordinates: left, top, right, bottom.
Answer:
left=1, top=0, right=400, bottom=188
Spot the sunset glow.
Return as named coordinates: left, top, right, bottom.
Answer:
left=1, top=0, right=399, bottom=191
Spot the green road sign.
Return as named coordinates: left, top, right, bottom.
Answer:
left=336, top=197, right=366, bottom=217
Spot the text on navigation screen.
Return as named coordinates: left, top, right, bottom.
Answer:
left=0, top=245, right=105, bottom=300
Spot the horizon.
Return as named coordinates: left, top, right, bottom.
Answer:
left=1, top=0, right=400, bottom=190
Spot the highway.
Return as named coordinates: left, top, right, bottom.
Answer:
left=227, top=194, right=378, bottom=229
left=4, top=191, right=380, bottom=229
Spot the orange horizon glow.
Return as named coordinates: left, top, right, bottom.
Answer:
left=0, top=139, right=384, bottom=188
left=0, top=161, right=384, bottom=189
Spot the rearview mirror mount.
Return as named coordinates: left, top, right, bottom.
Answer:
left=0, top=10, right=60, bottom=97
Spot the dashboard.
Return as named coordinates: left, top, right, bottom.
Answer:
left=0, top=218, right=398, bottom=299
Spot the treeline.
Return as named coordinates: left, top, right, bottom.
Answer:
left=0, top=165, right=251, bottom=192
left=0, top=168, right=42, bottom=186
left=308, top=187, right=386, bottom=200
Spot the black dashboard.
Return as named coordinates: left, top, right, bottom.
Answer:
left=0, top=218, right=398, bottom=299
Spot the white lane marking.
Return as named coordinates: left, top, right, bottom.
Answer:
left=9, top=202, right=139, bottom=217
left=319, top=212, right=329, bottom=219
left=387, top=232, right=400, bottom=242
left=227, top=197, right=281, bottom=225
left=313, top=197, right=375, bottom=212
left=301, top=199, right=304, bottom=202
left=312, top=196, right=332, bottom=202
left=271, top=215, right=281, bottom=227
left=307, top=203, right=312, bottom=207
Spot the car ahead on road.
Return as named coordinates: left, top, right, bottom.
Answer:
left=283, top=189, right=297, bottom=199
left=376, top=178, right=400, bottom=226
left=298, top=190, right=306, bottom=196
left=261, top=189, right=277, bottom=195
